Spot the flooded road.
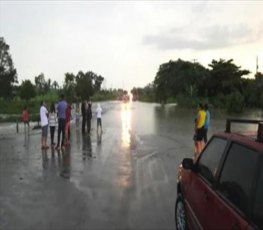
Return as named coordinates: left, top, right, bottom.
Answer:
left=0, top=101, right=262, bottom=229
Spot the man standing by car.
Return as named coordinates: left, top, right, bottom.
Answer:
left=194, top=103, right=206, bottom=158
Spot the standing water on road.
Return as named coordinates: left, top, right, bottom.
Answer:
left=0, top=101, right=262, bottom=229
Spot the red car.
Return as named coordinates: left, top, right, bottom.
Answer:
left=175, top=119, right=263, bottom=230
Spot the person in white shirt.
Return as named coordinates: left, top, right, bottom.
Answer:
left=40, top=101, right=49, bottom=149
left=96, top=104, right=102, bottom=133
left=49, top=102, right=57, bottom=146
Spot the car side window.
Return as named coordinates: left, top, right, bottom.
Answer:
left=198, top=137, right=227, bottom=184
left=252, top=161, right=263, bottom=229
left=218, top=143, right=258, bottom=215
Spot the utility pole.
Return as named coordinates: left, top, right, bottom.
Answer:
left=256, top=56, right=259, bottom=73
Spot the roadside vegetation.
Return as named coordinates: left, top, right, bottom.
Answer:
left=132, top=59, right=263, bottom=113
left=0, top=37, right=126, bottom=122
left=1, top=36, right=263, bottom=123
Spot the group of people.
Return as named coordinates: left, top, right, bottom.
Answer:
left=39, top=94, right=103, bottom=150
left=39, top=96, right=71, bottom=150
left=193, top=103, right=210, bottom=160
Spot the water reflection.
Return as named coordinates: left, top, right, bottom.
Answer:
left=42, top=148, right=61, bottom=172
left=23, top=131, right=30, bottom=150
left=82, top=133, right=92, bottom=160
left=97, top=131, right=102, bottom=146
left=121, top=102, right=131, bottom=148
left=60, top=149, right=71, bottom=179
left=41, top=149, right=49, bottom=169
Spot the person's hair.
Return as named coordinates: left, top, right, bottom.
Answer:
left=204, top=104, right=209, bottom=110
left=50, top=102, right=55, bottom=113
left=23, top=106, right=27, bottom=110
left=199, top=103, right=204, bottom=109
left=40, top=101, right=44, bottom=106
left=60, top=94, right=64, bottom=100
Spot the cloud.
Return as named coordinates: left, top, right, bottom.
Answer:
left=142, top=24, right=262, bottom=51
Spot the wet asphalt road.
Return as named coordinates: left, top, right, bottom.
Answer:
left=0, top=101, right=198, bottom=230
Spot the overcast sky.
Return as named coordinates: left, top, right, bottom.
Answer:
left=0, top=1, right=262, bottom=90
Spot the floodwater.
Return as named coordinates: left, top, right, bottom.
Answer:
left=0, top=101, right=262, bottom=229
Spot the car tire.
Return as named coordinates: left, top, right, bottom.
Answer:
left=175, top=194, right=188, bottom=230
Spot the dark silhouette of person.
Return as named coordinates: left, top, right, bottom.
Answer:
left=87, top=102, right=92, bottom=134
left=81, top=100, right=87, bottom=133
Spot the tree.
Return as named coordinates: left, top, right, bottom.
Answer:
left=20, top=80, right=36, bottom=101
left=75, top=71, right=104, bottom=100
left=207, top=59, right=250, bottom=96
left=93, top=75, right=104, bottom=91
left=34, top=73, right=46, bottom=95
left=63, top=72, right=76, bottom=101
left=0, top=37, right=18, bottom=99
left=153, top=59, right=209, bottom=103
left=52, top=80, right=59, bottom=90
left=44, top=78, right=51, bottom=94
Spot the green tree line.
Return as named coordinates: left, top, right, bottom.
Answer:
left=0, top=37, right=126, bottom=121
left=132, top=59, right=263, bottom=112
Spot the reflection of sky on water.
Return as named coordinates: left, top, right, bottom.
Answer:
left=121, top=102, right=132, bottom=148
left=118, top=102, right=133, bottom=189
left=131, top=102, right=158, bottom=135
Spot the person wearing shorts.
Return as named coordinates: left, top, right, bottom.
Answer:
left=22, top=106, right=30, bottom=131
left=40, top=101, right=49, bottom=149
left=96, top=104, right=102, bottom=133
left=75, top=102, right=80, bottom=129
left=49, top=102, right=57, bottom=146
left=56, top=94, right=67, bottom=150
left=64, top=101, right=71, bottom=146
left=194, top=103, right=206, bottom=159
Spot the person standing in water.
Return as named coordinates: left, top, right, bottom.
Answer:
left=194, top=103, right=206, bottom=160
left=75, top=101, right=80, bottom=129
left=56, top=94, right=67, bottom=150
left=64, top=100, right=71, bottom=146
left=87, top=102, right=92, bottom=134
left=96, top=104, right=102, bottom=133
left=49, top=102, right=57, bottom=147
left=22, top=106, right=30, bottom=131
left=81, top=99, right=87, bottom=133
left=40, top=101, right=49, bottom=150
left=204, top=104, right=211, bottom=144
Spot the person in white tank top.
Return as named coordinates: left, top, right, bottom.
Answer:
left=96, top=104, right=102, bottom=132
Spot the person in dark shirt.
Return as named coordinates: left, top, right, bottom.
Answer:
left=65, top=101, right=71, bottom=146
left=81, top=99, right=87, bottom=133
left=87, top=102, right=92, bottom=134
left=56, top=94, right=67, bottom=150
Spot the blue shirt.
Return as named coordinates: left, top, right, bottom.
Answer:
left=204, top=110, right=210, bottom=129
left=57, top=100, right=67, bottom=119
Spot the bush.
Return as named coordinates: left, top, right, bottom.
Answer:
left=176, top=94, right=193, bottom=107
left=0, top=92, right=59, bottom=115
left=176, top=94, right=203, bottom=108
left=225, top=91, right=245, bottom=113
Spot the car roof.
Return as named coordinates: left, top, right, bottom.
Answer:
left=213, top=132, right=263, bottom=153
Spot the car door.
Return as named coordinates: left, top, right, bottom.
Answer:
left=215, top=143, right=259, bottom=230
left=251, top=156, right=263, bottom=229
left=185, top=136, right=228, bottom=228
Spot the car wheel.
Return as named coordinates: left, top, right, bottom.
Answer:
left=175, top=195, right=187, bottom=230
